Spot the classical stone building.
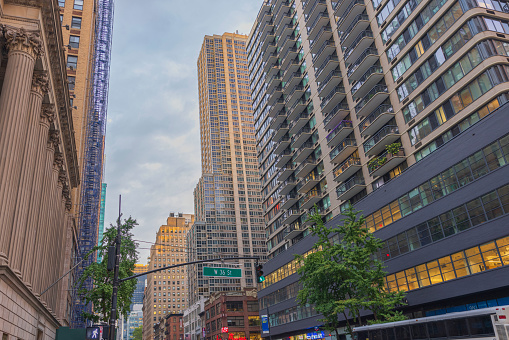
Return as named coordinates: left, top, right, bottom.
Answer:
left=0, top=0, right=80, bottom=339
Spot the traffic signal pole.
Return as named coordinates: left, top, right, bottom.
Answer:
left=108, top=195, right=122, bottom=340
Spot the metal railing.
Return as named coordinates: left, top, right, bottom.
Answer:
left=350, top=65, right=383, bottom=95
left=321, top=84, right=346, bottom=109
left=315, top=54, right=339, bottom=78
left=323, top=101, right=349, bottom=127
left=326, top=120, right=353, bottom=143
left=363, top=125, right=399, bottom=153
left=347, top=47, right=378, bottom=77
left=360, top=104, right=394, bottom=133
left=333, top=156, right=361, bottom=180
left=312, top=39, right=335, bottom=63
left=309, top=25, right=332, bottom=49
left=317, top=69, right=342, bottom=94
left=343, top=30, right=373, bottom=61
left=354, top=84, right=388, bottom=113
left=336, top=0, right=365, bottom=27
left=336, top=176, right=365, bottom=197
left=330, top=138, right=356, bottom=161
left=340, top=14, right=369, bottom=43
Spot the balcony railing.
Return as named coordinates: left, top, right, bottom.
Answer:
left=309, top=25, right=332, bottom=49
left=321, top=84, right=345, bottom=109
left=326, top=120, right=353, bottom=143
left=300, top=188, right=322, bottom=205
left=323, top=101, right=349, bottom=127
left=312, top=39, right=335, bottom=63
left=278, top=32, right=298, bottom=49
left=363, top=125, right=399, bottom=153
left=317, top=69, right=341, bottom=94
left=360, top=104, right=394, bottom=133
left=283, top=72, right=304, bottom=89
left=307, top=12, right=328, bottom=35
left=315, top=54, right=339, bottom=78
left=347, top=47, right=378, bottom=77
left=333, top=156, right=361, bottom=180
left=330, top=138, right=356, bottom=161
left=280, top=46, right=299, bottom=64
left=295, top=157, right=318, bottom=174
left=296, top=141, right=314, bottom=155
left=343, top=30, right=373, bottom=61
left=288, top=95, right=309, bottom=113
left=354, top=84, right=388, bottom=113
left=285, top=85, right=305, bottom=103
left=339, top=14, right=369, bottom=43
left=274, top=0, right=292, bottom=19
left=336, top=0, right=365, bottom=26
left=350, top=65, right=383, bottom=95
left=336, top=176, right=365, bottom=197
left=304, top=0, right=326, bottom=16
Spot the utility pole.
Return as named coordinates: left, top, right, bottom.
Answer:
left=109, top=195, right=122, bottom=340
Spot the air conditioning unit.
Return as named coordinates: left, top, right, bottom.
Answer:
left=494, top=307, right=509, bottom=340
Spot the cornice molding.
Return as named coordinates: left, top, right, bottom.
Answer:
left=4, top=0, right=80, bottom=188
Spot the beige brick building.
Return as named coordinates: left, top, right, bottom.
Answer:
left=143, top=213, right=194, bottom=340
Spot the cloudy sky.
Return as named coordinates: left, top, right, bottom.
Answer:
left=104, top=0, right=260, bottom=263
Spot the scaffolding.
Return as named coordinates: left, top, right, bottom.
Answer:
left=71, top=0, right=114, bottom=328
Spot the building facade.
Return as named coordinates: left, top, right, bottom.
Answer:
left=165, top=313, right=184, bottom=340
left=143, top=213, right=194, bottom=340
left=201, top=290, right=261, bottom=340
left=122, top=304, right=143, bottom=340
left=190, top=32, right=267, bottom=306
left=248, top=0, right=509, bottom=338
left=183, top=296, right=207, bottom=340
left=0, top=0, right=80, bottom=338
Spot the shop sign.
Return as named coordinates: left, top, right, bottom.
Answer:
left=221, top=327, right=229, bottom=333
left=261, top=315, right=269, bottom=334
left=306, top=331, right=325, bottom=340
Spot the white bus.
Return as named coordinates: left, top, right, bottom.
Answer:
left=352, top=306, right=509, bottom=340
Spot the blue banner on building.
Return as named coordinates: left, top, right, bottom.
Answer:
left=261, top=315, right=269, bottom=334
left=306, top=331, right=325, bottom=340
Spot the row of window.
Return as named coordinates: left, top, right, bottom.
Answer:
left=391, top=2, right=463, bottom=82
left=268, top=303, right=318, bottom=327
left=408, top=65, right=509, bottom=145
left=378, top=182, right=509, bottom=260
left=385, top=234, right=509, bottom=293
left=365, top=132, right=509, bottom=232
left=414, top=94, right=507, bottom=162
left=58, top=0, right=83, bottom=10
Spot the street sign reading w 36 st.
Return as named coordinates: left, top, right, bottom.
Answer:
left=203, top=267, right=242, bottom=277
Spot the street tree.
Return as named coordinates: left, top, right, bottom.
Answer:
left=132, top=326, right=143, bottom=340
left=76, top=217, right=139, bottom=323
left=296, top=206, right=406, bottom=338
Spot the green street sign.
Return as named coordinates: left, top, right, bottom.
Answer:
left=203, top=267, right=242, bottom=278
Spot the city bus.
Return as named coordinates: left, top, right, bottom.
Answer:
left=352, top=306, right=509, bottom=340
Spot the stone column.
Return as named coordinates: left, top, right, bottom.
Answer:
left=8, top=71, right=49, bottom=273
left=21, top=104, right=55, bottom=284
left=0, top=27, right=43, bottom=257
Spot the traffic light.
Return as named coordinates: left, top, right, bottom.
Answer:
left=256, top=264, right=265, bottom=283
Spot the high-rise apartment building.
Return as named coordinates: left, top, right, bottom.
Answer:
left=249, top=0, right=509, bottom=338
left=189, top=33, right=266, bottom=306
left=143, top=213, right=194, bottom=340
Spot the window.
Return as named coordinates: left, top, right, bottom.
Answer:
left=71, top=17, right=82, bottom=29
left=58, top=0, right=65, bottom=6
left=68, top=76, right=75, bottom=91
left=226, top=301, right=243, bottom=311
left=74, top=0, right=83, bottom=10
left=67, top=56, right=78, bottom=69
left=69, top=35, right=80, bottom=49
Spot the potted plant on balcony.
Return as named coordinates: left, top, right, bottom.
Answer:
left=385, top=142, right=403, bottom=159
left=378, top=156, right=387, bottom=167
left=368, top=157, right=379, bottom=173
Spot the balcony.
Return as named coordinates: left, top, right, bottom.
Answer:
left=300, top=188, right=323, bottom=210
left=294, top=141, right=315, bottom=163
left=306, top=11, right=329, bottom=38
left=330, top=138, right=357, bottom=164
left=281, top=193, right=299, bottom=210
left=343, top=30, right=374, bottom=64
left=295, top=158, right=318, bottom=178
left=304, top=0, right=327, bottom=19
left=360, top=104, right=395, bottom=137
left=340, top=14, right=369, bottom=46
left=280, top=176, right=298, bottom=196
left=336, top=175, right=366, bottom=201
left=355, top=84, right=389, bottom=117
left=287, top=94, right=310, bottom=121
left=262, top=31, right=276, bottom=52
left=285, top=85, right=307, bottom=107
left=347, top=47, right=378, bottom=81
left=267, top=86, right=283, bottom=106
left=289, top=111, right=310, bottom=134
left=326, top=120, right=353, bottom=148
left=269, top=98, right=285, bottom=117
left=264, top=52, right=278, bottom=70
left=315, top=54, right=340, bottom=82
left=282, top=208, right=303, bottom=225
left=283, top=71, right=304, bottom=90
left=297, top=170, right=320, bottom=194
left=281, top=47, right=300, bottom=69
left=312, top=39, right=336, bottom=66
left=260, top=7, right=272, bottom=26
left=266, top=72, right=281, bottom=93
left=285, top=222, right=304, bottom=240
left=266, top=62, right=281, bottom=79
left=291, top=125, right=313, bottom=149
left=274, top=134, right=291, bottom=154
left=275, top=148, right=293, bottom=168
left=282, top=58, right=303, bottom=80
left=269, top=110, right=287, bottom=130
left=323, top=101, right=349, bottom=130
left=351, top=65, right=384, bottom=99
left=275, top=21, right=296, bottom=38
left=336, top=0, right=366, bottom=32
left=321, top=84, right=346, bottom=112
left=309, top=25, right=333, bottom=51
left=275, top=8, right=295, bottom=27
left=369, top=149, right=406, bottom=177
left=260, top=23, right=275, bottom=45
left=278, top=163, right=296, bottom=182
left=363, top=125, right=400, bottom=156
left=317, top=70, right=342, bottom=97
left=278, top=33, right=298, bottom=57
left=274, top=1, right=294, bottom=26
left=333, top=156, right=361, bottom=182
left=272, top=122, right=289, bottom=142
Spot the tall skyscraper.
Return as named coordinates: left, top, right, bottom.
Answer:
left=249, top=0, right=509, bottom=338
left=143, top=213, right=194, bottom=340
left=189, top=32, right=266, bottom=305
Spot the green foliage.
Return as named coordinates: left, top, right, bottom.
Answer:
left=385, top=142, right=402, bottom=155
left=132, top=326, right=143, bottom=340
left=296, top=206, right=406, bottom=337
left=378, top=156, right=387, bottom=166
left=76, top=217, right=139, bottom=323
